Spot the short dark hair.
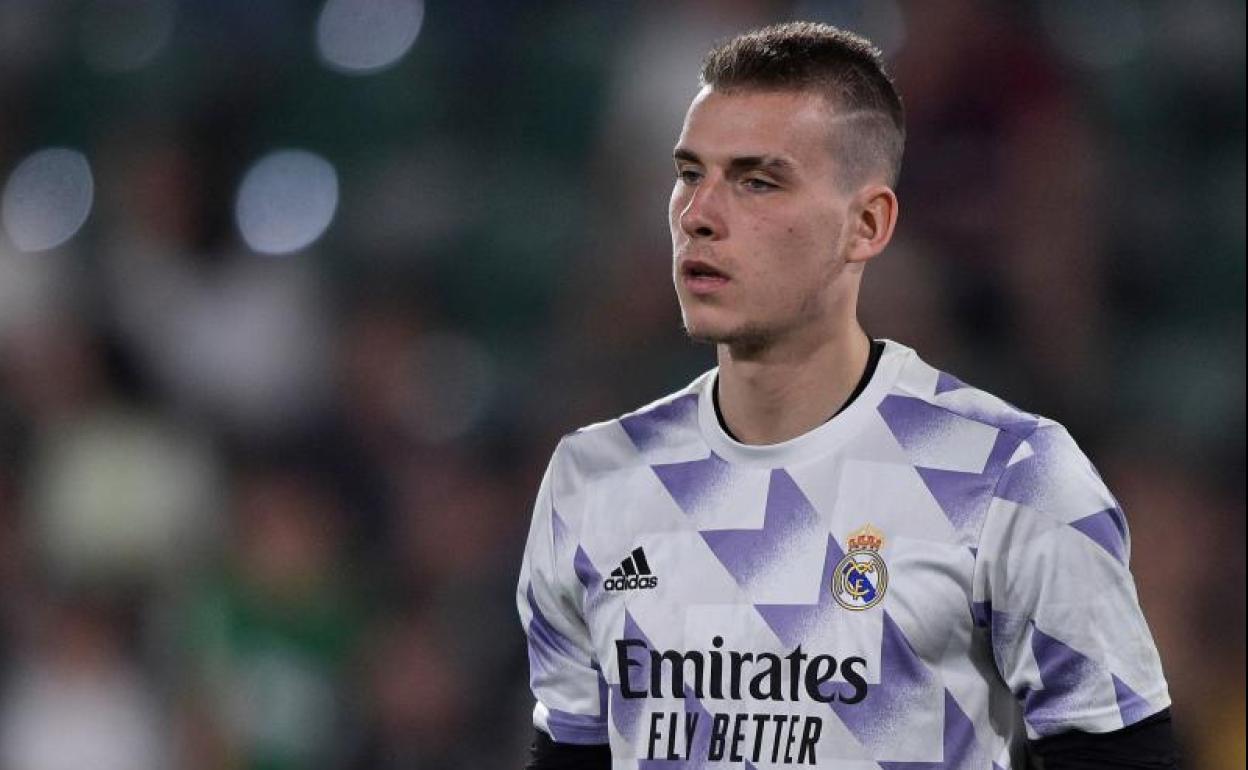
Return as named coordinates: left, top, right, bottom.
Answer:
left=700, top=22, right=905, bottom=188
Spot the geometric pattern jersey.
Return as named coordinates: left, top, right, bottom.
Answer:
left=518, top=340, right=1170, bottom=768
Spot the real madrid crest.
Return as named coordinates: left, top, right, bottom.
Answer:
left=833, top=524, right=888, bottom=611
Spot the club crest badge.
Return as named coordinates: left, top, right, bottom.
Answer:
left=833, top=524, right=888, bottom=611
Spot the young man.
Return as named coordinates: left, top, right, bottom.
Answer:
left=519, top=23, right=1177, bottom=769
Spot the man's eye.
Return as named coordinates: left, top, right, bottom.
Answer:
left=676, top=168, right=703, bottom=184
left=743, top=177, right=777, bottom=191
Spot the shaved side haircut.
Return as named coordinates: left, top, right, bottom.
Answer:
left=700, top=22, right=905, bottom=189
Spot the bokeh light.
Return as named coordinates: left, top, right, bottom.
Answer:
left=29, top=415, right=224, bottom=584
left=315, top=0, right=424, bottom=75
left=1, top=148, right=94, bottom=253
left=235, top=149, right=339, bottom=255
left=0, top=4, right=1240, bottom=769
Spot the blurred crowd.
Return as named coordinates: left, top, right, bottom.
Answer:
left=0, top=1, right=1242, bottom=769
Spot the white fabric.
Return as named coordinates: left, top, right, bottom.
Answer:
left=518, top=340, right=1170, bottom=768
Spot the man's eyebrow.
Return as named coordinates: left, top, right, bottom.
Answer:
left=672, top=149, right=796, bottom=174
left=727, top=155, right=796, bottom=175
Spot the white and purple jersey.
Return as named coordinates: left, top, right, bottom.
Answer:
left=517, top=340, right=1169, bottom=769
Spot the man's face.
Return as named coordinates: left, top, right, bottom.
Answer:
left=670, top=87, right=856, bottom=349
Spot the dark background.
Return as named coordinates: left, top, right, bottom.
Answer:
left=0, top=1, right=1242, bottom=768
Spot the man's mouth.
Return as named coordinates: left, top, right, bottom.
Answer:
left=681, top=259, right=729, bottom=280
left=680, top=258, right=731, bottom=294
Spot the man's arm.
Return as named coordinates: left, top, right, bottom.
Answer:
left=518, top=444, right=611, bottom=760
left=1027, top=708, right=1179, bottom=769
left=525, top=731, right=611, bottom=770
left=976, top=423, right=1174, bottom=754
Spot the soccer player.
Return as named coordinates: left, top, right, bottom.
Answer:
left=518, top=22, right=1177, bottom=769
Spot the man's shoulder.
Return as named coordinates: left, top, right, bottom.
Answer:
left=887, top=343, right=1050, bottom=440
left=551, top=371, right=712, bottom=478
left=886, top=344, right=1103, bottom=500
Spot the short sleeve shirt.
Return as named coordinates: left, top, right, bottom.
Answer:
left=516, top=340, right=1170, bottom=769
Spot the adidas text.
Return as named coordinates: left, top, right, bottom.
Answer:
left=605, top=547, right=658, bottom=591
left=604, top=574, right=659, bottom=591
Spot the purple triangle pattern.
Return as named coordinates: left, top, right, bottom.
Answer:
left=1112, top=675, right=1156, bottom=726
left=612, top=611, right=724, bottom=768
left=879, top=393, right=1034, bottom=459
left=905, top=428, right=1023, bottom=540
left=652, top=451, right=737, bottom=518
left=756, top=536, right=952, bottom=757
left=929, top=381, right=1040, bottom=438
left=971, top=601, right=991, bottom=630
left=573, top=546, right=606, bottom=613
left=1025, top=625, right=1110, bottom=737
left=545, top=665, right=609, bottom=746
left=985, top=428, right=1029, bottom=470
left=700, top=469, right=821, bottom=591
left=987, top=608, right=1028, bottom=683
left=611, top=611, right=655, bottom=743
left=1069, top=507, right=1128, bottom=564
left=879, top=395, right=1029, bottom=539
left=955, top=403, right=1038, bottom=437
left=620, top=393, right=699, bottom=452
left=935, top=371, right=968, bottom=395
left=993, top=425, right=1102, bottom=514
left=915, top=467, right=995, bottom=535
left=755, top=534, right=846, bottom=648
left=525, top=585, right=583, bottom=682
left=830, top=613, right=942, bottom=753
left=877, top=690, right=983, bottom=769
left=878, top=395, right=966, bottom=456
left=937, top=689, right=983, bottom=769
left=758, top=557, right=994, bottom=766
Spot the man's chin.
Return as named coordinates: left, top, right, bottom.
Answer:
left=680, top=319, right=728, bottom=345
left=681, top=319, right=771, bottom=351
left=682, top=305, right=738, bottom=341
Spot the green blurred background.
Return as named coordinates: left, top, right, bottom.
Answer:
left=0, top=1, right=1242, bottom=768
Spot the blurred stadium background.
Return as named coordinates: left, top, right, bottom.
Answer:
left=0, top=1, right=1242, bottom=768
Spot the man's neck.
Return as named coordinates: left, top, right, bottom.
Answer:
left=715, top=323, right=873, bottom=445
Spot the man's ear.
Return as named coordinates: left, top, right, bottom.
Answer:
left=845, top=184, right=898, bottom=264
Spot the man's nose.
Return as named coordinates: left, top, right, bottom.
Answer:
left=679, top=179, right=725, bottom=240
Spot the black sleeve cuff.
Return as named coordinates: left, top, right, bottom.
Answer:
left=525, top=729, right=611, bottom=770
left=1027, top=708, right=1180, bottom=769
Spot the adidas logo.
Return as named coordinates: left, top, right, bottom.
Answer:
left=603, top=547, right=659, bottom=592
